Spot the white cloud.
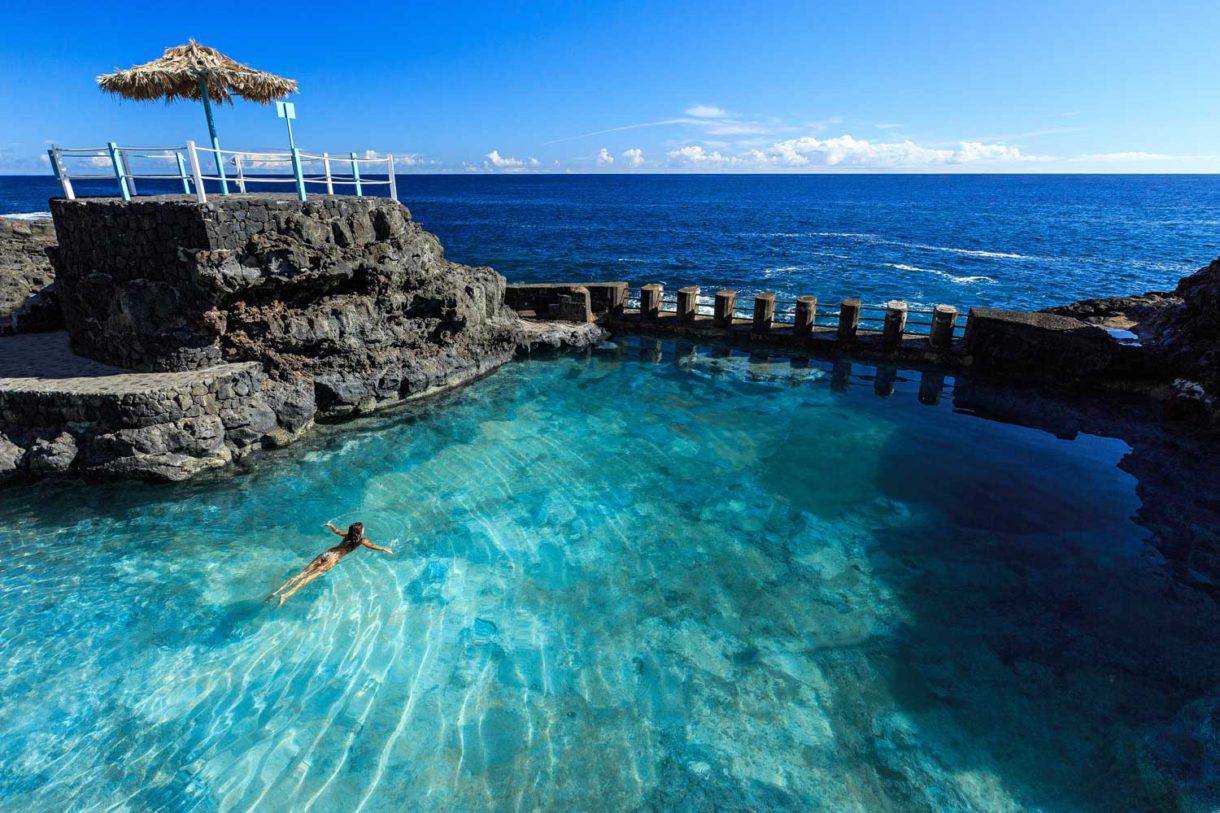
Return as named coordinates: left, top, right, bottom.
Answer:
left=485, top=149, right=524, bottom=168
left=667, top=145, right=741, bottom=167
left=596, top=147, right=614, bottom=166
left=745, top=135, right=1033, bottom=168
left=874, top=122, right=903, bottom=129
left=685, top=104, right=726, bottom=118
left=665, top=134, right=1042, bottom=169
left=622, top=148, right=644, bottom=167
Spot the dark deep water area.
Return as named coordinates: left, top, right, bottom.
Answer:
left=4, top=173, right=1220, bottom=311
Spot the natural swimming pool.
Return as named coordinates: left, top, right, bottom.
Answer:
left=2, top=337, right=1217, bottom=812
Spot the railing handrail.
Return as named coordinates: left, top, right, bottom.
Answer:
left=48, top=141, right=400, bottom=205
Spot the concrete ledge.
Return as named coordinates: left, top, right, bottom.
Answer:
left=506, top=282, right=627, bottom=318
left=0, top=332, right=289, bottom=484
left=964, top=307, right=1124, bottom=381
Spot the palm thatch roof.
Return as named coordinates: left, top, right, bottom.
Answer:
left=96, top=39, right=297, bottom=105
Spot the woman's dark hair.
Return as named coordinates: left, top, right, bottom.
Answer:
left=343, top=522, right=364, bottom=544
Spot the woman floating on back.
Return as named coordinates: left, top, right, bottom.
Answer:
left=269, top=521, right=392, bottom=606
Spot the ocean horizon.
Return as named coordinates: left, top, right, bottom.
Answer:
left=5, top=173, right=1218, bottom=313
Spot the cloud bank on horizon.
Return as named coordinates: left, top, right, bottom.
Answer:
left=467, top=103, right=1210, bottom=173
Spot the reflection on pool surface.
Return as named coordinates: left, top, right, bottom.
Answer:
left=2, top=337, right=1218, bottom=812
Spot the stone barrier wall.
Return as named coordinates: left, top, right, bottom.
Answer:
left=505, top=282, right=627, bottom=319
left=963, top=308, right=1151, bottom=382
left=49, top=194, right=446, bottom=373
left=0, top=359, right=294, bottom=484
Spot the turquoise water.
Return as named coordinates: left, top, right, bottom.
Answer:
left=2, top=339, right=1217, bottom=811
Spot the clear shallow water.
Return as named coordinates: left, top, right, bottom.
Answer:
left=2, top=339, right=1218, bottom=811
left=3, top=174, right=1220, bottom=311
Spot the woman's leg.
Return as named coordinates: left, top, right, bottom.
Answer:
left=277, top=561, right=336, bottom=606
left=267, top=558, right=324, bottom=600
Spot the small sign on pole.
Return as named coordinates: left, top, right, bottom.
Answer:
left=276, top=101, right=298, bottom=150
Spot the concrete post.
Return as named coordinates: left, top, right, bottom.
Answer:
left=714, top=290, right=737, bottom=328
left=882, top=300, right=908, bottom=349
left=607, top=283, right=627, bottom=317
left=794, top=296, right=817, bottom=338
left=753, top=292, right=776, bottom=333
left=838, top=298, right=861, bottom=341
left=640, top=283, right=663, bottom=319
left=930, top=305, right=958, bottom=349
left=677, top=286, right=700, bottom=322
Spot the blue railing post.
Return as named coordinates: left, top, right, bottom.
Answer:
left=291, top=148, right=307, bottom=202
left=175, top=152, right=191, bottom=194
left=108, top=141, right=131, bottom=201
left=350, top=152, right=362, bottom=196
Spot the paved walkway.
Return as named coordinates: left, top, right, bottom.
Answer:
left=0, top=332, right=255, bottom=394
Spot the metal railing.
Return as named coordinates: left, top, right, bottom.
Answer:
left=47, top=141, right=398, bottom=204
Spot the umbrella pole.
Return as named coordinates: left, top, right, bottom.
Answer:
left=198, top=75, right=230, bottom=195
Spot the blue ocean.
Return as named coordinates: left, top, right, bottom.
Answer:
left=3, top=173, right=1219, bottom=309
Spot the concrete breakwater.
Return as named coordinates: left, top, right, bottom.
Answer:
left=505, top=281, right=1156, bottom=386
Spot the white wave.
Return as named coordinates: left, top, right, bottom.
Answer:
left=615, top=257, right=653, bottom=264
left=810, top=231, right=1033, bottom=260
left=1, top=211, right=51, bottom=220
left=887, top=263, right=996, bottom=284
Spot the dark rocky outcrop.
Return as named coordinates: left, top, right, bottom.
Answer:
left=0, top=195, right=603, bottom=486
left=1046, top=257, right=1220, bottom=426
left=50, top=196, right=521, bottom=424
left=0, top=216, right=60, bottom=333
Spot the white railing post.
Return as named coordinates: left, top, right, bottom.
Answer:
left=350, top=152, right=362, bottom=196
left=387, top=154, right=397, bottom=202
left=108, top=141, right=131, bottom=201
left=185, top=140, right=207, bottom=204
left=175, top=151, right=191, bottom=194
left=291, top=147, right=307, bottom=202
left=323, top=152, right=334, bottom=195
left=47, top=146, right=75, bottom=200
left=233, top=154, right=247, bottom=193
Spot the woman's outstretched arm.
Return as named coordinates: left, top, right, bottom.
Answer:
left=361, top=539, right=394, bottom=554
left=324, top=522, right=346, bottom=536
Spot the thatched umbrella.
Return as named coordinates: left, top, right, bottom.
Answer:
left=97, top=40, right=297, bottom=191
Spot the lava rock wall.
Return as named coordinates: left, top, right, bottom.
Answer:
left=0, top=361, right=287, bottom=484
left=50, top=195, right=519, bottom=421
left=0, top=217, right=59, bottom=333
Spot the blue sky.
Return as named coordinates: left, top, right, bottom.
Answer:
left=2, top=0, right=1219, bottom=173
